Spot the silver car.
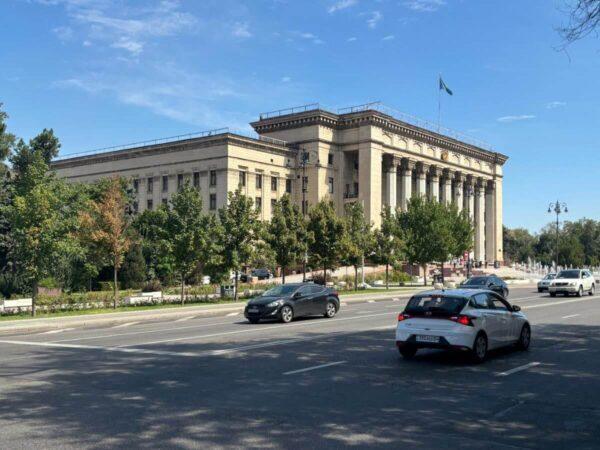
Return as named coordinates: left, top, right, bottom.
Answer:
left=537, top=273, right=556, bottom=292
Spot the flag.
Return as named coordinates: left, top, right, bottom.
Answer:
left=439, top=76, right=453, bottom=96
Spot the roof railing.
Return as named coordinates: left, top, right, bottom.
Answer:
left=258, top=103, right=321, bottom=120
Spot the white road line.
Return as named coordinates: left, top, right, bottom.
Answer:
left=111, top=322, right=140, bottom=329
left=562, top=314, right=580, bottom=319
left=392, top=298, right=400, bottom=302
left=39, top=328, right=74, bottom=335
left=496, top=362, right=540, bottom=377
left=341, top=302, right=348, bottom=306
left=226, top=312, right=239, bottom=317
left=367, top=300, right=375, bottom=303
left=523, top=295, right=598, bottom=310
left=175, top=316, right=196, bottom=322
left=283, top=361, right=347, bottom=376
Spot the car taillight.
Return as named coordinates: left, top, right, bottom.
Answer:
left=398, top=313, right=410, bottom=321
left=450, top=315, right=474, bottom=326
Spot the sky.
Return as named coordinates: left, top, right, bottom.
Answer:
left=1, top=0, right=599, bottom=232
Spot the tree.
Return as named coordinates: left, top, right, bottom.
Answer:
left=218, top=189, right=260, bottom=300
left=0, top=103, right=15, bottom=176
left=166, top=182, right=221, bottom=304
left=79, top=177, right=133, bottom=308
left=265, top=194, right=307, bottom=283
left=503, top=226, right=537, bottom=264
left=342, top=202, right=374, bottom=290
left=307, top=200, right=346, bottom=283
left=558, top=0, right=600, bottom=46
left=134, top=206, right=173, bottom=284
left=119, top=242, right=147, bottom=290
left=3, top=153, right=80, bottom=315
left=372, top=206, right=403, bottom=289
left=10, top=129, right=60, bottom=182
left=445, top=204, right=474, bottom=281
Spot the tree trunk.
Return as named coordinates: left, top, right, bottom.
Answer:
left=385, top=264, right=389, bottom=290
left=354, top=265, right=358, bottom=291
left=323, top=265, right=327, bottom=286
left=31, top=279, right=38, bottom=317
left=234, top=270, right=239, bottom=301
left=113, top=264, right=118, bottom=309
left=423, top=264, right=427, bottom=286
left=282, top=266, right=286, bottom=284
left=181, top=274, right=185, bottom=306
left=441, top=261, right=445, bottom=284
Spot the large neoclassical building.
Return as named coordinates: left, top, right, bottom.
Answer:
left=51, top=103, right=507, bottom=264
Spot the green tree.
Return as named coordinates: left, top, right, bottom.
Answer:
left=10, top=129, right=60, bottom=183
left=503, top=226, right=536, bottom=264
left=119, top=241, right=147, bottom=289
left=265, top=194, right=307, bottom=283
left=443, top=203, right=474, bottom=281
left=342, top=202, right=374, bottom=290
left=166, top=182, right=221, bottom=304
left=372, top=206, right=403, bottom=289
left=134, top=206, right=173, bottom=284
left=0, top=103, right=15, bottom=176
left=307, top=200, right=346, bottom=283
left=218, top=189, right=260, bottom=300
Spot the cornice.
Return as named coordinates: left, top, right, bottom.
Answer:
left=251, top=109, right=508, bottom=166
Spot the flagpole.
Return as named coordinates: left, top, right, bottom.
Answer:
left=437, top=73, right=441, bottom=132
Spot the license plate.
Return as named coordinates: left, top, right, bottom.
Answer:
left=248, top=308, right=259, bottom=313
left=416, top=335, right=439, bottom=343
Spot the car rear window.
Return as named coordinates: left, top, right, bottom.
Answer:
left=405, top=295, right=468, bottom=316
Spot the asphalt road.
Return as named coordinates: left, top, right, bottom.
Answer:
left=1, top=286, right=599, bottom=449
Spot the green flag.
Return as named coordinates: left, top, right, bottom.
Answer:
left=439, top=76, right=453, bottom=96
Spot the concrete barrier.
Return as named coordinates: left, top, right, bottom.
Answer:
left=0, top=298, right=33, bottom=312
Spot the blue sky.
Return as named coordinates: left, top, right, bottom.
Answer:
left=1, top=0, right=599, bottom=231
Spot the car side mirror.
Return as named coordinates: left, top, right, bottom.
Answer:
left=512, top=305, right=521, bottom=312
left=293, top=292, right=302, bottom=299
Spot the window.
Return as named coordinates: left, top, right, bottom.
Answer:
left=490, top=296, right=509, bottom=311
left=308, top=285, right=323, bottom=293
left=255, top=197, right=262, bottom=211
left=302, top=176, right=308, bottom=192
left=147, top=199, right=153, bottom=211
left=256, top=173, right=262, bottom=189
left=209, top=193, right=217, bottom=210
left=472, top=293, right=490, bottom=309
left=162, top=198, right=168, bottom=207
left=133, top=179, right=139, bottom=194
left=193, top=172, right=200, bottom=189
left=210, top=170, right=217, bottom=187
left=285, top=178, right=292, bottom=194
left=328, top=153, right=334, bottom=165
left=162, top=175, right=168, bottom=192
left=239, top=171, right=246, bottom=187
left=271, top=177, right=278, bottom=191
left=177, top=174, right=184, bottom=190
left=405, top=295, right=468, bottom=315
left=147, top=177, right=153, bottom=193
left=271, top=199, right=277, bottom=210
left=328, top=177, right=334, bottom=194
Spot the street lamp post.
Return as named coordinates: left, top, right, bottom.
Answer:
left=548, top=201, right=568, bottom=271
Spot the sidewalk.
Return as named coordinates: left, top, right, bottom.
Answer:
left=0, top=287, right=428, bottom=335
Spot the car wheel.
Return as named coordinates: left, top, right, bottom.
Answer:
left=589, top=284, right=595, bottom=296
left=517, top=324, right=531, bottom=351
left=280, top=305, right=294, bottom=323
left=248, top=317, right=260, bottom=324
left=324, top=301, right=337, bottom=318
left=577, top=286, right=583, bottom=297
left=471, top=333, right=488, bottom=363
left=537, top=288, right=543, bottom=293
left=398, top=346, right=417, bottom=359
left=550, top=292, right=556, bottom=297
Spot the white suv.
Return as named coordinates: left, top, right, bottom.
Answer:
left=548, top=269, right=595, bottom=297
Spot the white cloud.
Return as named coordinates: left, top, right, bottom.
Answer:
left=111, top=37, right=143, bottom=54
left=403, top=0, right=446, bottom=12
left=296, top=31, right=324, bottom=44
left=82, top=40, right=92, bottom=46
left=546, top=101, right=567, bottom=109
left=365, top=11, right=382, bottom=29
left=497, top=115, right=536, bottom=123
left=53, top=25, right=73, bottom=41
left=347, top=36, right=357, bottom=42
left=232, top=22, right=252, bottom=38
left=382, top=34, right=395, bottom=41
left=327, top=0, right=357, bottom=14
left=281, top=76, right=291, bottom=82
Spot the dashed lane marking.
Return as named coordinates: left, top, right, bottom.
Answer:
left=39, top=328, right=74, bottom=335
left=496, top=362, right=541, bottom=377
left=283, top=361, right=347, bottom=376
left=562, top=314, right=580, bottom=319
left=111, top=322, right=140, bottom=329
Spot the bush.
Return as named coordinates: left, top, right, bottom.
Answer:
left=142, top=279, right=162, bottom=293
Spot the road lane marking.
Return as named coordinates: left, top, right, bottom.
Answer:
left=496, top=362, right=540, bottom=377
left=562, top=314, right=580, bottom=319
left=367, top=300, right=375, bottom=303
left=175, top=316, right=197, bottom=322
left=39, top=328, right=74, bottom=335
left=226, top=312, right=239, bottom=317
left=111, top=322, right=140, bottom=329
left=523, top=295, right=598, bottom=310
left=283, top=361, right=347, bottom=376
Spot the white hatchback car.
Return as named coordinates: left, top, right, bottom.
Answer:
left=548, top=269, right=596, bottom=297
left=395, top=289, right=530, bottom=362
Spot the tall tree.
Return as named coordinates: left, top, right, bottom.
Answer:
left=265, top=194, right=307, bottom=283
left=218, top=189, right=260, bottom=300
left=372, top=206, right=403, bottom=289
left=133, top=206, right=173, bottom=284
left=10, top=129, right=60, bottom=182
left=503, top=226, right=537, bottom=264
left=79, top=177, right=133, bottom=308
left=307, top=200, right=346, bottom=283
left=558, top=0, right=600, bottom=46
left=342, top=202, right=374, bottom=290
left=0, top=103, right=15, bottom=176
left=166, top=182, right=221, bottom=304
left=443, top=203, right=474, bottom=282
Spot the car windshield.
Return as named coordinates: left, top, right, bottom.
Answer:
left=557, top=270, right=580, bottom=279
left=261, top=285, right=298, bottom=296
left=463, top=277, right=488, bottom=286
left=545, top=274, right=556, bottom=280
left=405, top=295, right=467, bottom=316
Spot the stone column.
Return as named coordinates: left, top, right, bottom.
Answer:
left=415, top=162, right=428, bottom=198
left=441, top=169, right=452, bottom=204
left=358, top=142, right=383, bottom=228
left=485, top=180, right=496, bottom=264
left=384, top=156, right=398, bottom=212
left=474, top=179, right=486, bottom=262
left=400, top=158, right=415, bottom=211
left=494, top=177, right=504, bottom=263
left=453, top=173, right=464, bottom=212
left=464, top=177, right=475, bottom=222
left=429, top=166, right=441, bottom=202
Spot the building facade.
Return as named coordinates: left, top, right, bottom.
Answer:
left=51, top=104, right=508, bottom=263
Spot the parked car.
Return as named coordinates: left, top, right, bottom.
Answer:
left=459, top=275, right=509, bottom=298
left=548, top=269, right=595, bottom=297
left=240, top=268, right=273, bottom=282
left=244, top=283, right=340, bottom=324
left=537, top=273, right=556, bottom=292
left=395, top=289, right=530, bottom=363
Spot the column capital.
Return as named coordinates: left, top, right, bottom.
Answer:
left=486, top=179, right=496, bottom=193
left=429, top=165, right=443, bottom=179
left=475, top=177, right=486, bottom=193
left=401, top=157, right=416, bottom=173
left=383, top=154, right=400, bottom=172
left=464, top=174, right=475, bottom=187
left=416, top=161, right=429, bottom=176
left=453, top=171, right=466, bottom=184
